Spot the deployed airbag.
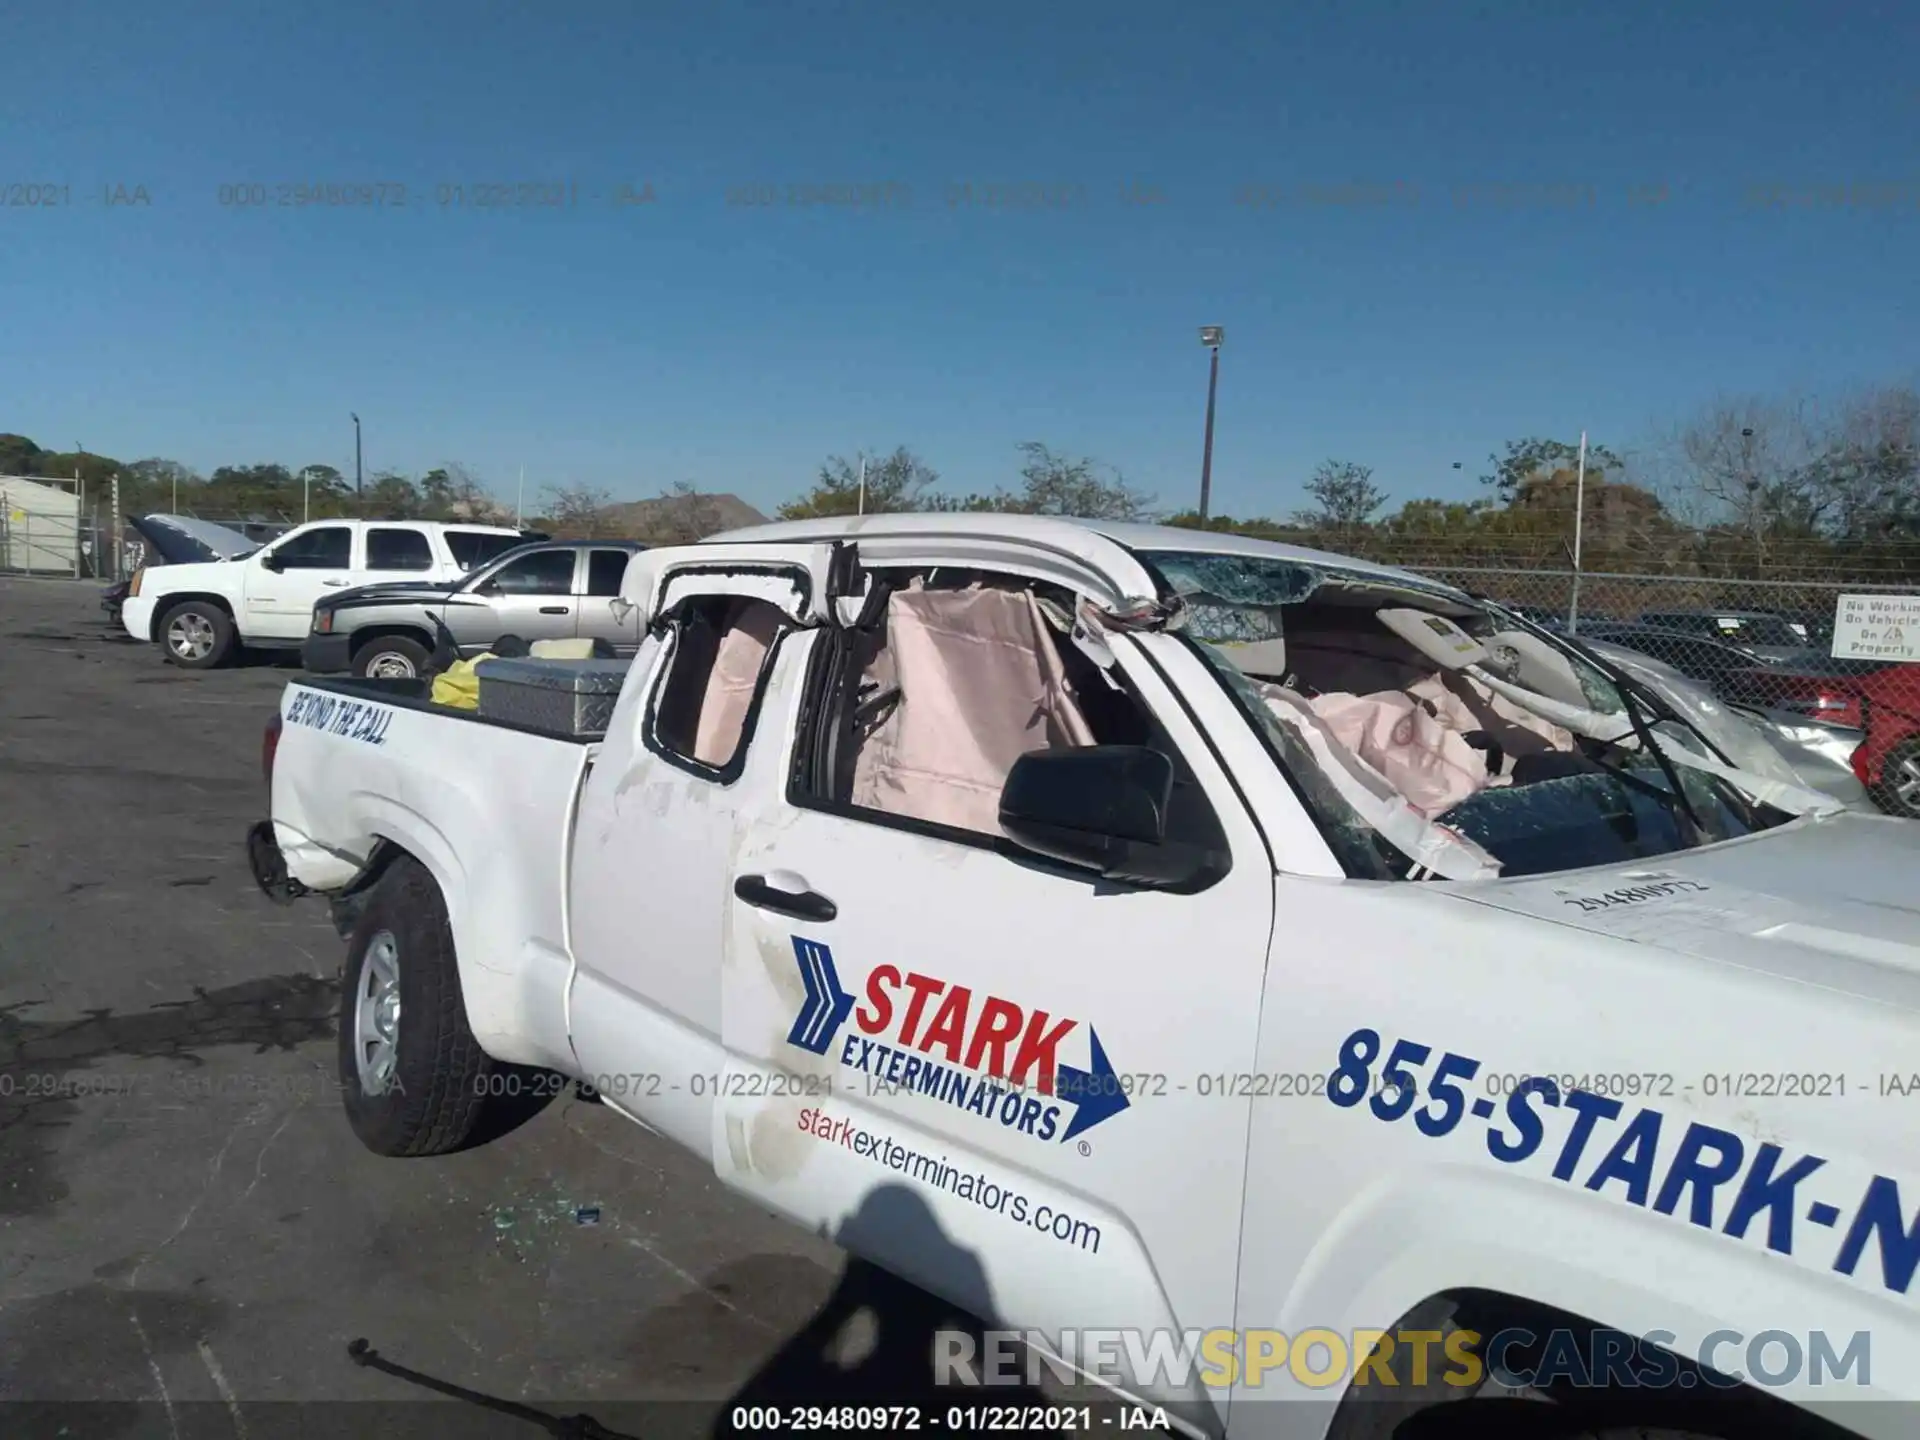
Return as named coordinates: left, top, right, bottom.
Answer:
left=691, top=603, right=783, bottom=765
left=1307, top=690, right=1495, bottom=817
left=851, top=585, right=1094, bottom=833
left=1255, top=683, right=1500, bottom=879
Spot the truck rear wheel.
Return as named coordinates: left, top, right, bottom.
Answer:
left=337, top=856, right=551, bottom=1155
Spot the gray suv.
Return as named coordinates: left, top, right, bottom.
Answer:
left=302, top=539, right=647, bottom=678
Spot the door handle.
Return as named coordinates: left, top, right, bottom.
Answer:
left=539, top=605, right=570, bottom=614
left=733, top=873, right=837, bottom=922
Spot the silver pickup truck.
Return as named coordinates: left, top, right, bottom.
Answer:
left=301, top=538, right=647, bottom=678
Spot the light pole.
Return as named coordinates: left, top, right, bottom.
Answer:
left=1197, top=327, right=1223, bottom=522
left=351, top=412, right=364, bottom=505
left=301, top=465, right=318, bottom=524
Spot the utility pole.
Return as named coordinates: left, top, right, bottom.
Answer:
left=352, top=412, right=364, bottom=507
left=110, top=472, right=122, bottom=582
left=856, top=453, right=867, bottom=516
left=1567, top=431, right=1588, bottom=633
left=1197, top=327, right=1223, bottom=522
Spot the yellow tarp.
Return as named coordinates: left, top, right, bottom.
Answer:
left=430, top=652, right=495, bottom=710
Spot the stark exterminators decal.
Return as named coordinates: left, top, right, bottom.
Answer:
left=785, top=936, right=1129, bottom=1143
left=1324, top=1024, right=1920, bottom=1299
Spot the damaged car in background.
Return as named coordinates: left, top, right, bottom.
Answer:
left=1489, top=621, right=1881, bottom=813
left=301, top=538, right=647, bottom=679
left=252, top=516, right=1920, bottom=1440
left=121, top=516, right=532, bottom=669
left=104, top=513, right=262, bottom=625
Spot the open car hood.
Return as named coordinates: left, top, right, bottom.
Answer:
left=129, top=513, right=258, bottom=564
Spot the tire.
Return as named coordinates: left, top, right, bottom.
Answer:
left=1869, top=738, right=1920, bottom=820
left=352, top=634, right=433, bottom=681
left=158, top=600, right=236, bottom=669
left=337, top=856, right=551, bottom=1156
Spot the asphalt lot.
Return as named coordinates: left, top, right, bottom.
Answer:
left=0, top=578, right=1101, bottom=1440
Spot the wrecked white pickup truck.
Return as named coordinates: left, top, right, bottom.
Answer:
left=251, top=514, right=1920, bottom=1440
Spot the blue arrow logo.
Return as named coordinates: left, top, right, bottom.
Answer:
left=1054, top=1028, right=1130, bottom=1142
left=786, top=936, right=856, bottom=1056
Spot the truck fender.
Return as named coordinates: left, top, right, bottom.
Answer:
left=347, top=798, right=571, bottom=1073
left=1251, top=1168, right=1911, bottom=1418
left=345, top=623, right=437, bottom=661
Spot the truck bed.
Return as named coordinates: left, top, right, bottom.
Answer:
left=287, top=673, right=605, bottom=745
left=270, top=672, right=598, bottom=1067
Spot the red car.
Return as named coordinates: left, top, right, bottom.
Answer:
left=1852, top=665, right=1920, bottom=818
left=1768, top=662, right=1920, bottom=817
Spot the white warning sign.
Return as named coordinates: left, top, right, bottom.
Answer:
left=1832, top=593, right=1920, bottom=663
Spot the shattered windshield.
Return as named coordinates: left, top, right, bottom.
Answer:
left=1139, top=549, right=1794, bottom=882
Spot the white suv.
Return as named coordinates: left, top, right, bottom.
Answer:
left=122, top=518, right=526, bottom=669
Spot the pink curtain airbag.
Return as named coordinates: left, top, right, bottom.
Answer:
left=851, top=587, right=1093, bottom=833
left=691, top=603, right=782, bottom=766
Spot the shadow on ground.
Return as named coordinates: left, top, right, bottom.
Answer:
left=0, top=973, right=338, bottom=1216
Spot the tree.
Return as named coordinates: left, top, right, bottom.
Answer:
left=294, top=464, right=350, bottom=517
left=1294, top=459, right=1387, bottom=528
left=777, top=447, right=944, bottom=519
left=650, top=481, right=727, bottom=543
left=994, top=441, right=1155, bottom=519
left=203, top=463, right=299, bottom=518
left=1801, top=386, right=1920, bottom=541
left=441, top=463, right=506, bottom=522
left=1379, top=497, right=1496, bottom=534
left=419, top=467, right=457, bottom=516
left=541, top=479, right=614, bottom=536
left=122, top=457, right=203, bottom=514
left=1480, top=437, right=1624, bottom=503
left=0, top=434, right=44, bottom=476
left=364, top=470, right=425, bottom=519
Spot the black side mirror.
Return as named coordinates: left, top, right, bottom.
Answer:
left=999, top=745, right=1224, bottom=888
left=259, top=552, right=285, bottom=572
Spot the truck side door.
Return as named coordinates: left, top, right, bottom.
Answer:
left=565, top=544, right=840, bottom=1157
left=245, top=522, right=356, bottom=638
left=712, top=568, right=1276, bottom=1427
left=580, top=547, right=642, bottom=653
left=467, top=547, right=584, bottom=648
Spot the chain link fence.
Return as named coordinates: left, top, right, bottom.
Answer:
left=1, top=483, right=295, bottom=583
left=0, top=477, right=86, bottom=577
left=1392, top=557, right=1920, bottom=817
left=1178, top=515, right=1920, bottom=813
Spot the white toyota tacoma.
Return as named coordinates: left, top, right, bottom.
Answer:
left=251, top=515, right=1920, bottom=1440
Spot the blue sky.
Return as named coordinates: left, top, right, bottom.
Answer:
left=3, top=0, right=1916, bottom=519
